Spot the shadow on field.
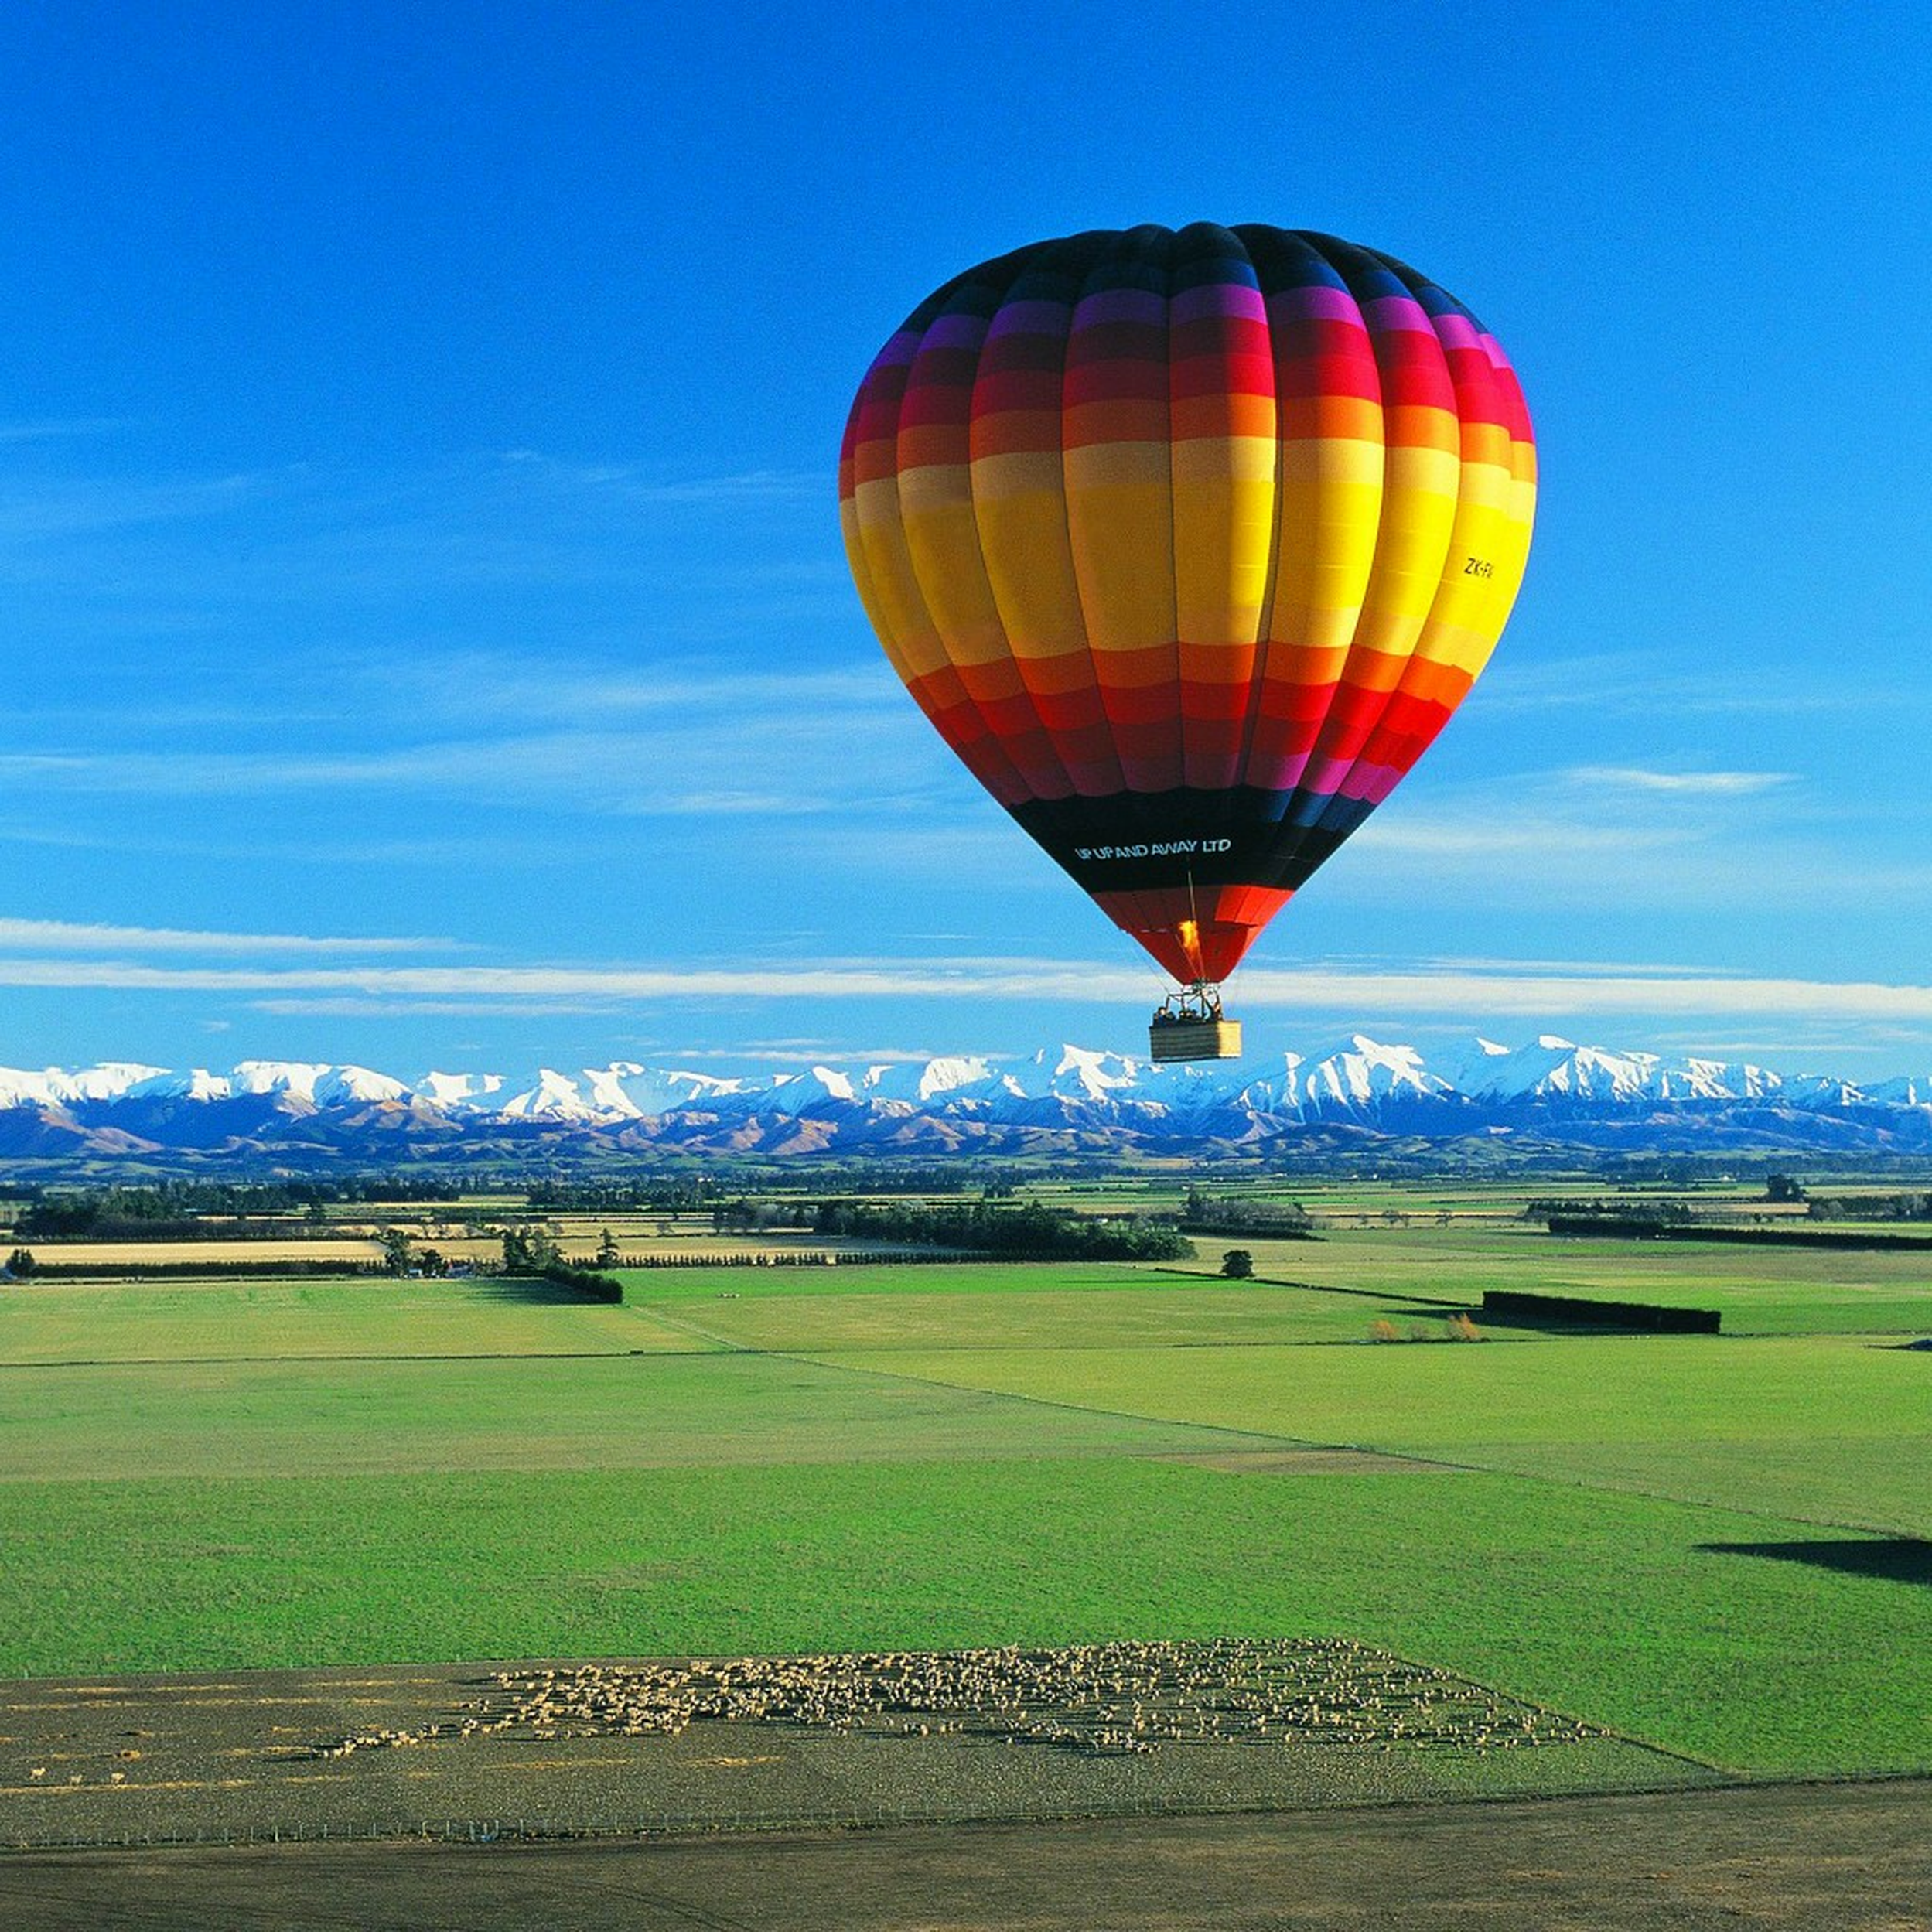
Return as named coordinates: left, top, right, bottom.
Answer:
left=1699, top=1538, right=1932, bottom=1587
left=477, top=1278, right=613, bottom=1306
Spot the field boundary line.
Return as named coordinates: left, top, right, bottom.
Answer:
left=630, top=1305, right=760, bottom=1353
left=787, top=1348, right=1453, bottom=1465
left=1153, top=1268, right=1469, bottom=1310
left=0, top=1347, right=724, bottom=1371
left=787, top=1351, right=1932, bottom=1544
left=0, top=1774, right=1756, bottom=1857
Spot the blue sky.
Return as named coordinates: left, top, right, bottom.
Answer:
left=5, top=0, right=1931, bottom=1079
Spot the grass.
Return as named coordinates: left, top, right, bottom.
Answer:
left=2, top=1236, right=1928, bottom=1788
left=1239, top=1225, right=1932, bottom=1336
left=0, top=1275, right=711, bottom=1364
left=613, top=1261, right=1202, bottom=1302
left=0, top=1347, right=1293, bottom=1481
left=0, top=1462, right=1923, bottom=1777
left=835, top=1333, right=1932, bottom=1536
left=667, top=1279, right=1432, bottom=1353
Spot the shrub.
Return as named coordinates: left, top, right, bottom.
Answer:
left=538, top=1264, right=624, bottom=1304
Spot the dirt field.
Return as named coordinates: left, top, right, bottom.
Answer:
left=2, top=1780, right=1927, bottom=1930
left=0, top=1648, right=1702, bottom=1848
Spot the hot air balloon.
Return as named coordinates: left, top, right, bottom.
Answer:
left=838, top=224, right=1535, bottom=1060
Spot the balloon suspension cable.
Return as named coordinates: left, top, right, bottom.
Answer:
left=1152, top=980, right=1227, bottom=1027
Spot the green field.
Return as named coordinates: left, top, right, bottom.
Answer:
left=2, top=1232, right=1928, bottom=1786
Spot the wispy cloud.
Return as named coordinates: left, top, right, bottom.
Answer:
left=1480, top=650, right=1893, bottom=719
left=497, top=452, right=825, bottom=504
left=0, top=418, right=130, bottom=445
left=660, top=1040, right=989, bottom=1064
left=0, top=715, right=935, bottom=819
left=247, top=998, right=616, bottom=1018
left=355, top=652, right=891, bottom=729
left=1565, top=766, right=1794, bottom=795
left=0, top=917, right=460, bottom=955
left=0, top=471, right=268, bottom=541
left=1354, top=813, right=1695, bottom=859
left=5, top=950, right=1932, bottom=1027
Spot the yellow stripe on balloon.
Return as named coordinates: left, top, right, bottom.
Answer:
left=968, top=452, right=1091, bottom=666
left=847, top=476, right=953, bottom=684
left=838, top=495, right=920, bottom=689
left=1064, top=439, right=1176, bottom=659
left=898, top=463, right=1022, bottom=671
left=1172, top=432, right=1275, bottom=647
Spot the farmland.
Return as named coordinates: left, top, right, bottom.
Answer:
left=0, top=1181, right=1928, bottom=1850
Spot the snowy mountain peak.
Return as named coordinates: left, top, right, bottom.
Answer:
left=4, top=1035, right=1932, bottom=1163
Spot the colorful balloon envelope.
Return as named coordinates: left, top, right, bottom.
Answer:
left=838, top=223, right=1536, bottom=1018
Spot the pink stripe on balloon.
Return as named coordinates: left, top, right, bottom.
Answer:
left=1431, top=312, right=1484, bottom=352
left=1170, top=282, right=1267, bottom=327
left=1336, top=760, right=1405, bottom=805
left=1360, top=294, right=1433, bottom=333
left=1264, top=285, right=1360, bottom=326
left=1244, top=749, right=1315, bottom=794
left=1298, top=753, right=1355, bottom=797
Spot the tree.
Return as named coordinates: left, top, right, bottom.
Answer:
left=4, top=1248, right=36, bottom=1279
left=500, top=1224, right=560, bottom=1274
left=1220, top=1248, right=1254, bottom=1280
left=595, top=1227, right=621, bottom=1268
left=379, top=1227, right=414, bottom=1275
left=1765, top=1173, right=1807, bottom=1203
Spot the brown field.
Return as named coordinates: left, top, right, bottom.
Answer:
left=22, top=1241, right=387, bottom=1268
left=0, top=1650, right=1703, bottom=1851
left=4, top=1782, right=1928, bottom=1930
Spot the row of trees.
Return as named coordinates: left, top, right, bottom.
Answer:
left=8, top=1178, right=449, bottom=1234
left=1180, top=1190, right=1315, bottom=1237
left=808, top=1198, right=1190, bottom=1261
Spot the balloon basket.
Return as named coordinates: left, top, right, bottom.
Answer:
left=1149, top=1017, right=1244, bottom=1063
left=1149, top=985, right=1242, bottom=1062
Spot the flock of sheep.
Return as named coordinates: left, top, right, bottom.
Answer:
left=313, top=1638, right=1602, bottom=1762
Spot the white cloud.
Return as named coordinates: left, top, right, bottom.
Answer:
left=1353, top=813, right=1695, bottom=858
left=1565, top=766, right=1794, bottom=795
left=0, top=470, right=267, bottom=541
left=0, top=725, right=930, bottom=818
left=4, top=950, right=1932, bottom=1027
left=495, top=453, right=824, bottom=504
left=0, top=418, right=130, bottom=444
left=1480, top=650, right=1890, bottom=719
left=247, top=998, right=616, bottom=1017
left=0, top=918, right=459, bottom=955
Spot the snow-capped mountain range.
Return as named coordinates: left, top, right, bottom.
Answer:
left=3, top=1034, right=1932, bottom=1169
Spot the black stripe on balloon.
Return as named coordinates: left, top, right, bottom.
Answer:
left=1007, top=790, right=1374, bottom=896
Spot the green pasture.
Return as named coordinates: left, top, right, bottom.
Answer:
left=1, top=1250, right=1928, bottom=1787
left=844, top=1333, right=1932, bottom=1536
left=0, top=1275, right=705, bottom=1364
left=1237, top=1225, right=1932, bottom=1335
left=615, top=1261, right=1179, bottom=1302
left=0, top=1347, right=1278, bottom=1482
left=660, top=1277, right=1437, bottom=1353
left=1, top=1462, right=1923, bottom=1777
